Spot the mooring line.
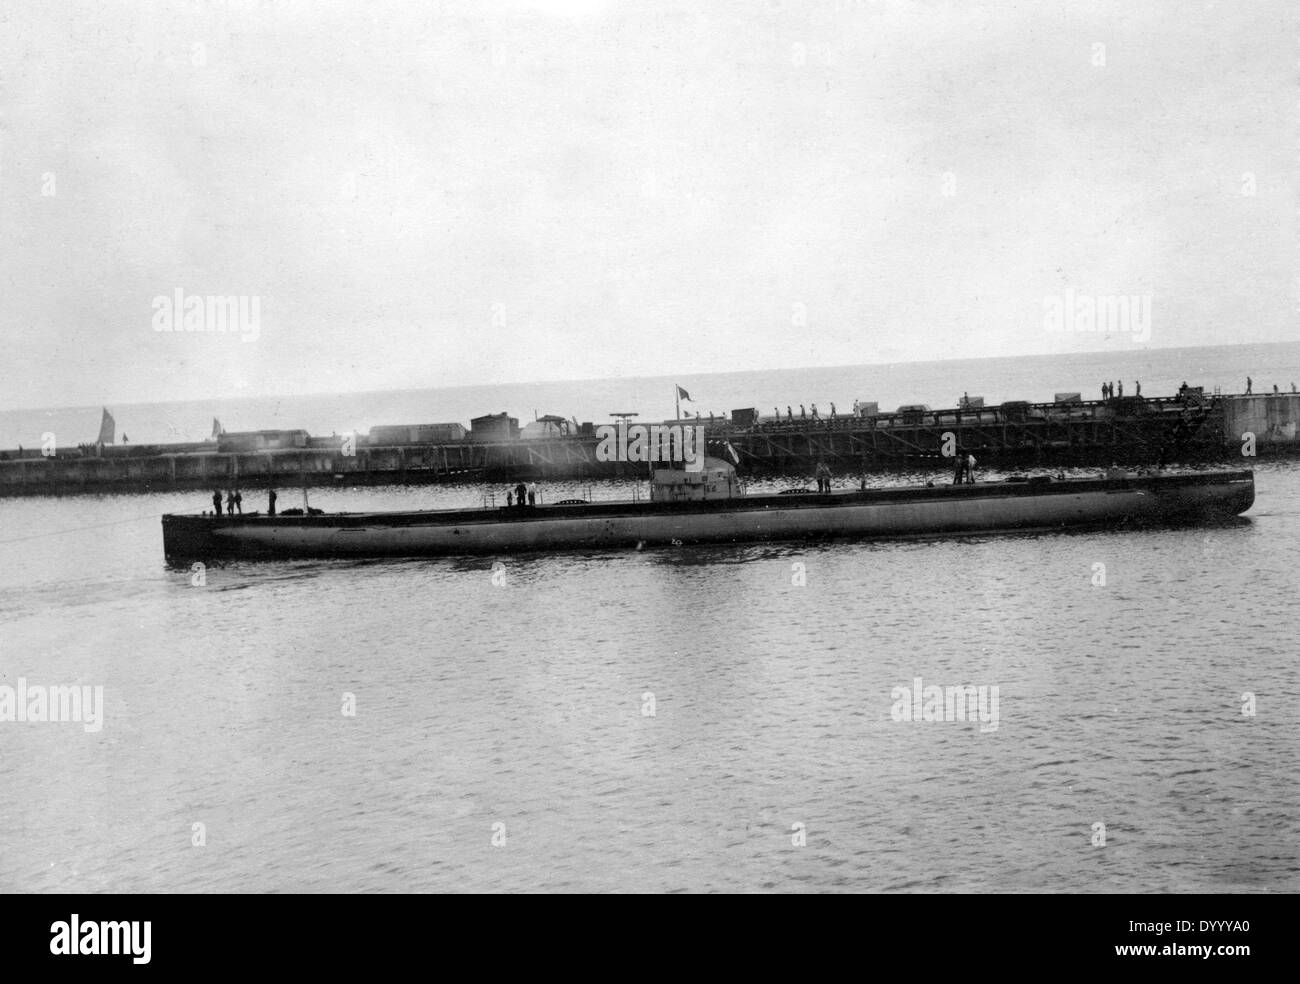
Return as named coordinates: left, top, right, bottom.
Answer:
left=0, top=509, right=205, bottom=544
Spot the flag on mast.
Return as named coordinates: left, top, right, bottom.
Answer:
left=97, top=408, right=115, bottom=445
left=675, top=384, right=693, bottom=422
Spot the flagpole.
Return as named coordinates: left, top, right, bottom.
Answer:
left=675, top=386, right=680, bottom=422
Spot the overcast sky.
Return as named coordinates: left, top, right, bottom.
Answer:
left=0, top=0, right=1293, bottom=411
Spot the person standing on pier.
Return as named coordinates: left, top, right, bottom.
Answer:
left=268, top=489, right=277, bottom=516
left=234, top=490, right=243, bottom=514
left=1246, top=376, right=1252, bottom=394
left=952, top=451, right=966, bottom=485
left=528, top=483, right=537, bottom=506
left=515, top=482, right=527, bottom=508
left=800, top=404, right=806, bottom=420
left=226, top=490, right=235, bottom=516
left=786, top=406, right=793, bottom=422
left=212, top=490, right=222, bottom=516
left=810, top=403, right=819, bottom=420
left=507, top=490, right=513, bottom=507
left=965, top=453, right=977, bottom=484
left=1117, top=380, right=1123, bottom=398
left=1135, top=381, right=1141, bottom=397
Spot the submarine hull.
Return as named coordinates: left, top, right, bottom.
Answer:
left=162, top=470, right=1255, bottom=564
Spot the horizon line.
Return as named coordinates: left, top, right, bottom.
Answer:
left=2, top=338, right=1295, bottom=417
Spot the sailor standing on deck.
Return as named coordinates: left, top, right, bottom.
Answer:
left=528, top=483, right=537, bottom=506
left=212, top=490, right=222, bottom=516
left=965, top=453, right=977, bottom=484
left=814, top=461, right=831, bottom=493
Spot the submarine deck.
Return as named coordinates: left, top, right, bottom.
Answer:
left=165, top=470, right=1255, bottom=529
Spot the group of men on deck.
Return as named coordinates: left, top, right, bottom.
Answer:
left=506, top=482, right=538, bottom=508
left=211, top=489, right=242, bottom=516
left=952, top=452, right=978, bottom=485
left=211, top=488, right=279, bottom=517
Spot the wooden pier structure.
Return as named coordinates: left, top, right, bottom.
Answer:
left=1, top=393, right=1295, bottom=497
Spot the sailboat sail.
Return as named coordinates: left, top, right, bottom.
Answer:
left=97, top=408, right=115, bottom=445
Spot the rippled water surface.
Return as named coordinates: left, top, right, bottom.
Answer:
left=1, top=465, right=1298, bottom=892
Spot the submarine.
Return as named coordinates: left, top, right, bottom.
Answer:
left=161, top=457, right=1255, bottom=564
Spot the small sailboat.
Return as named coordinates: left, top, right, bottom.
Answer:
left=97, top=408, right=115, bottom=446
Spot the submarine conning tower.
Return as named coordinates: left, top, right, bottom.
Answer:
left=650, top=456, right=744, bottom=502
